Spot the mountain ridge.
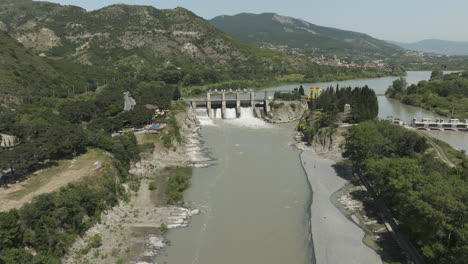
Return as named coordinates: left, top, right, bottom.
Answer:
left=388, top=39, right=468, bottom=56
left=0, top=1, right=313, bottom=76
left=209, top=12, right=404, bottom=61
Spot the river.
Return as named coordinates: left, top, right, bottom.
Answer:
left=157, top=112, right=312, bottom=264
left=262, top=71, right=468, bottom=152
left=157, top=71, right=467, bottom=264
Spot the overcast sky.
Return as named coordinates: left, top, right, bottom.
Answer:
left=47, top=0, right=468, bottom=43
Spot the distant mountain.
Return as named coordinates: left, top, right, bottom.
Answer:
left=388, top=39, right=468, bottom=56
left=209, top=13, right=404, bottom=60
left=0, top=0, right=314, bottom=76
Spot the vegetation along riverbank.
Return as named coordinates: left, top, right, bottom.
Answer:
left=0, top=102, right=201, bottom=263
left=344, top=120, right=467, bottom=264
left=386, top=70, right=468, bottom=119
left=298, top=82, right=468, bottom=264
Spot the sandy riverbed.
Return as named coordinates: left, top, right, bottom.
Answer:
left=301, top=150, right=382, bottom=264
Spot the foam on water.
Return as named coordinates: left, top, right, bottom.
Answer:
left=213, top=109, right=221, bottom=119
left=226, top=107, right=270, bottom=128
left=224, top=108, right=237, bottom=119
left=195, top=109, right=216, bottom=126
left=195, top=107, right=269, bottom=128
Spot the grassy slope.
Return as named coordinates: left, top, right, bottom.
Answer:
left=0, top=148, right=112, bottom=212
left=0, top=31, right=60, bottom=97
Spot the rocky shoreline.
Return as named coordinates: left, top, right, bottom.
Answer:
left=297, top=126, right=407, bottom=264
left=263, top=100, right=308, bottom=123
left=63, top=107, right=206, bottom=264
left=300, top=150, right=382, bottom=264
left=296, top=128, right=392, bottom=264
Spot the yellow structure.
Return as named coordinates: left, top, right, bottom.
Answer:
left=307, top=87, right=323, bottom=99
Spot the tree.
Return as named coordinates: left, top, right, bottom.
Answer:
left=122, top=105, right=153, bottom=127
left=0, top=210, right=21, bottom=250
left=299, top=85, right=305, bottom=96
left=391, top=77, right=407, bottom=93
left=350, top=85, right=378, bottom=122
left=431, top=69, right=444, bottom=80
left=182, top=73, right=202, bottom=86
left=159, top=69, right=183, bottom=84
left=59, top=100, right=96, bottom=123
left=173, top=86, right=181, bottom=101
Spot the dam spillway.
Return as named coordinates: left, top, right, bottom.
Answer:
left=411, top=118, right=468, bottom=131
left=188, top=89, right=272, bottom=119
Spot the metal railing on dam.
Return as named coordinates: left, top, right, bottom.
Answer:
left=187, top=89, right=272, bottom=119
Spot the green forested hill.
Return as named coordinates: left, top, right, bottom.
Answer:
left=0, top=0, right=313, bottom=77
left=0, top=30, right=108, bottom=100
left=209, top=13, right=404, bottom=61
left=0, top=30, right=60, bottom=98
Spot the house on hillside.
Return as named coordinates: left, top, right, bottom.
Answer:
left=145, top=104, right=168, bottom=118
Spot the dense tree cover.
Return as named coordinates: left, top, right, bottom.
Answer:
left=0, top=166, right=125, bottom=263
left=299, top=85, right=378, bottom=145
left=344, top=121, right=467, bottom=264
left=315, top=85, right=379, bottom=122
left=273, top=87, right=302, bottom=100
left=0, top=110, right=87, bottom=175
left=59, top=100, right=97, bottom=123
left=0, top=37, right=190, bottom=259
left=386, top=71, right=468, bottom=118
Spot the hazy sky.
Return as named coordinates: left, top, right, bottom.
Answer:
left=48, top=0, right=468, bottom=42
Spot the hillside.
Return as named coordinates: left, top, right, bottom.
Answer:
left=0, top=29, right=108, bottom=101
left=389, top=39, right=468, bottom=56
left=0, top=0, right=313, bottom=77
left=209, top=13, right=404, bottom=61
left=0, top=30, right=61, bottom=100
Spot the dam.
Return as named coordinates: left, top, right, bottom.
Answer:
left=187, top=89, right=272, bottom=118
left=411, top=118, right=468, bottom=131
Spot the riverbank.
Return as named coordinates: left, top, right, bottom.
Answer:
left=264, top=100, right=309, bottom=123
left=63, top=107, right=203, bottom=264
left=182, top=69, right=402, bottom=98
left=300, top=150, right=382, bottom=264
